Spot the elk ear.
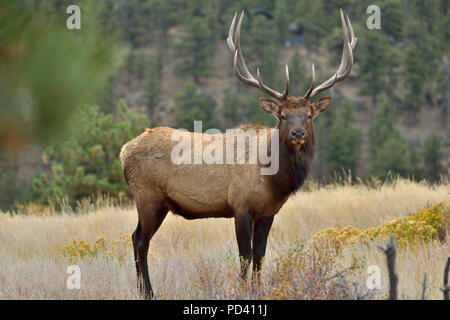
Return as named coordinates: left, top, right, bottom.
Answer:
left=259, top=98, right=280, bottom=118
left=312, top=96, right=331, bottom=118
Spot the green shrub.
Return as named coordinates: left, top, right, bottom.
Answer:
left=32, top=101, right=149, bottom=206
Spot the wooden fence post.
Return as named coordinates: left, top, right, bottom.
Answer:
left=378, top=235, right=398, bottom=300
left=441, top=256, right=450, bottom=300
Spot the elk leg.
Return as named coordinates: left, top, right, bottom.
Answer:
left=132, top=221, right=142, bottom=291
left=234, top=212, right=252, bottom=280
left=133, top=200, right=168, bottom=299
left=252, top=216, right=274, bottom=282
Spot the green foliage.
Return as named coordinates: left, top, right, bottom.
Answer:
left=368, top=98, right=400, bottom=160
left=311, top=99, right=363, bottom=179
left=378, top=0, right=406, bottom=42
left=236, top=15, right=281, bottom=123
left=145, top=0, right=183, bottom=44
left=274, top=0, right=291, bottom=43
left=293, top=0, right=327, bottom=49
left=221, top=88, right=242, bottom=128
left=259, top=45, right=281, bottom=87
left=327, top=100, right=363, bottom=176
left=436, top=1, right=449, bottom=56
left=0, top=0, right=121, bottom=152
left=422, top=134, right=445, bottom=182
left=174, top=11, right=214, bottom=84
left=247, top=15, right=276, bottom=63
left=357, top=28, right=398, bottom=105
left=114, top=0, right=152, bottom=48
left=401, top=3, right=443, bottom=117
left=289, top=49, right=309, bottom=93
left=326, top=26, right=348, bottom=67
left=370, top=136, right=416, bottom=179
left=144, top=47, right=163, bottom=122
left=312, top=101, right=336, bottom=178
left=0, top=157, right=32, bottom=212
left=368, top=99, right=418, bottom=179
left=2, top=0, right=449, bottom=213
left=32, top=101, right=149, bottom=205
left=94, top=75, right=119, bottom=114
left=403, top=42, right=427, bottom=117
left=174, top=82, right=219, bottom=131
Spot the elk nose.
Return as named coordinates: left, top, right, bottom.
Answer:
left=291, top=128, right=305, bottom=139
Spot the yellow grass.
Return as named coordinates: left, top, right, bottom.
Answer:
left=0, top=179, right=448, bottom=299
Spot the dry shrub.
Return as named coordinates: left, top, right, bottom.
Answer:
left=191, top=241, right=375, bottom=300
left=15, top=202, right=56, bottom=216
left=56, top=234, right=132, bottom=265
left=12, top=193, right=134, bottom=216
left=191, top=254, right=254, bottom=299
left=0, top=179, right=448, bottom=299
left=266, top=241, right=375, bottom=300
left=311, top=202, right=448, bottom=253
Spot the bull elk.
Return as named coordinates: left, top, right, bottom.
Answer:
left=120, top=9, right=357, bottom=299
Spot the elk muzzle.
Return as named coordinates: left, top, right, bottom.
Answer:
left=290, top=128, right=306, bottom=150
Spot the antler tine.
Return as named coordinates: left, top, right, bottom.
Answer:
left=318, top=74, right=338, bottom=94
left=233, top=50, right=258, bottom=87
left=346, top=15, right=357, bottom=49
left=228, top=12, right=253, bottom=80
left=337, top=9, right=350, bottom=75
left=284, top=64, right=290, bottom=99
left=308, top=9, right=356, bottom=100
left=339, top=42, right=353, bottom=80
left=234, top=12, right=256, bottom=80
left=228, top=11, right=288, bottom=102
left=256, top=67, right=289, bottom=101
left=304, top=64, right=316, bottom=100
left=226, top=12, right=237, bottom=52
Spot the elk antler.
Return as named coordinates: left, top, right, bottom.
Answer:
left=227, top=11, right=289, bottom=102
left=304, top=9, right=357, bottom=100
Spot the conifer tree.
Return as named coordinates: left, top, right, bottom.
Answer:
left=423, top=134, right=444, bottom=182
left=327, top=100, right=363, bottom=176
left=174, top=82, right=218, bottom=131
left=357, top=28, right=397, bottom=106
left=144, top=47, right=163, bottom=122
left=368, top=99, right=417, bottom=179
left=174, top=16, right=213, bottom=84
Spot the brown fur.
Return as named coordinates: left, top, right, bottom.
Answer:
left=122, top=8, right=357, bottom=297
left=120, top=96, right=330, bottom=298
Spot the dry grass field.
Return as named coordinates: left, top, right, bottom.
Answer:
left=0, top=179, right=448, bottom=300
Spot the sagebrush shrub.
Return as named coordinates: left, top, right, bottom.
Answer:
left=311, top=202, right=448, bottom=252
left=56, top=234, right=132, bottom=265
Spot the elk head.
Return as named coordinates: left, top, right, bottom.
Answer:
left=227, top=9, right=357, bottom=151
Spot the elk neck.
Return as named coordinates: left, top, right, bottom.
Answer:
left=266, top=125, right=315, bottom=197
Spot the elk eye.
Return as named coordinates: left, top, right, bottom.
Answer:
left=281, top=114, right=286, bottom=120
left=308, top=114, right=312, bottom=120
